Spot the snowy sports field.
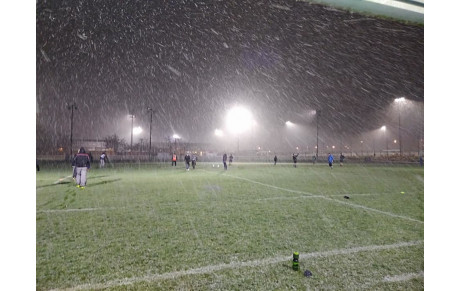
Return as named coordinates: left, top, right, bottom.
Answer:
left=36, top=162, right=424, bottom=290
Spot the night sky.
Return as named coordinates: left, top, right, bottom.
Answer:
left=36, top=0, right=424, bottom=150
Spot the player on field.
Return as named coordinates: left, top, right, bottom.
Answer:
left=292, top=153, right=299, bottom=167
left=192, top=154, right=197, bottom=169
left=100, top=152, right=107, bottom=168
left=328, top=153, right=334, bottom=169
left=75, top=147, right=91, bottom=188
left=185, top=152, right=191, bottom=171
left=223, top=153, right=228, bottom=170
left=172, top=152, right=177, bottom=166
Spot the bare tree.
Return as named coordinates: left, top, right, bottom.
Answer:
left=104, top=134, right=126, bottom=153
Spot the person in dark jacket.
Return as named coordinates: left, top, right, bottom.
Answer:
left=192, top=154, right=197, bottom=169
left=229, top=154, right=233, bottom=165
left=339, top=153, right=345, bottom=166
left=185, top=153, right=191, bottom=171
left=274, top=155, right=278, bottom=165
left=223, top=153, right=228, bottom=170
left=75, top=147, right=91, bottom=188
left=292, top=153, right=299, bottom=167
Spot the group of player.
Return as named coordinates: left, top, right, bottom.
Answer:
left=171, top=151, right=345, bottom=172
left=70, top=148, right=345, bottom=189
left=171, top=152, right=198, bottom=171
left=290, top=152, right=345, bottom=169
left=172, top=152, right=234, bottom=171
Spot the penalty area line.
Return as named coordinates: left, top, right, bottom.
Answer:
left=57, top=240, right=423, bottom=291
left=201, top=169, right=316, bottom=196
left=208, top=171, right=423, bottom=224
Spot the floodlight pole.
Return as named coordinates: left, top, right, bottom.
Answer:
left=237, top=135, right=240, bottom=155
left=373, top=136, right=375, bottom=157
left=385, top=130, right=388, bottom=157
left=395, top=97, right=405, bottom=156
left=129, top=114, right=134, bottom=151
left=147, top=107, right=154, bottom=160
left=67, top=103, right=77, bottom=159
left=316, top=110, right=320, bottom=159
left=398, top=107, right=402, bottom=155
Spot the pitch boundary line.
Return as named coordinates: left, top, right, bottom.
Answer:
left=55, top=240, right=423, bottom=291
left=37, top=208, right=114, bottom=213
left=210, top=171, right=423, bottom=224
left=383, top=271, right=424, bottom=282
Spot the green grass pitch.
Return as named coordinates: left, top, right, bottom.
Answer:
left=36, top=162, right=424, bottom=290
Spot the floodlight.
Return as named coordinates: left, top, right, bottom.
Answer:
left=133, top=127, right=142, bottom=135
left=226, top=106, right=253, bottom=134
left=215, top=129, right=223, bottom=137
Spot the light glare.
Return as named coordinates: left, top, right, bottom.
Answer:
left=226, top=106, right=253, bottom=134
left=214, top=129, right=223, bottom=136
left=133, top=127, right=142, bottom=135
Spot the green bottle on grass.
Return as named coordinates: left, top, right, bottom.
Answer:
left=293, top=252, right=299, bottom=271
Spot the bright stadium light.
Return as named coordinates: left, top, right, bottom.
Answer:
left=226, top=106, right=253, bottom=134
left=133, top=126, right=142, bottom=135
left=215, top=129, right=223, bottom=137
left=285, top=121, right=294, bottom=127
left=172, top=134, right=181, bottom=153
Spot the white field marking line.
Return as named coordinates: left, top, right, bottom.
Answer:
left=37, top=208, right=115, bottom=213
left=210, top=171, right=423, bottom=224
left=53, top=175, right=73, bottom=184
left=329, top=193, right=397, bottom=197
left=383, top=271, right=424, bottom=282
left=34, top=195, right=344, bottom=214
left=215, top=171, right=317, bottom=196
left=320, top=196, right=423, bottom=224
left=256, top=195, right=323, bottom=201
left=56, top=240, right=423, bottom=291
